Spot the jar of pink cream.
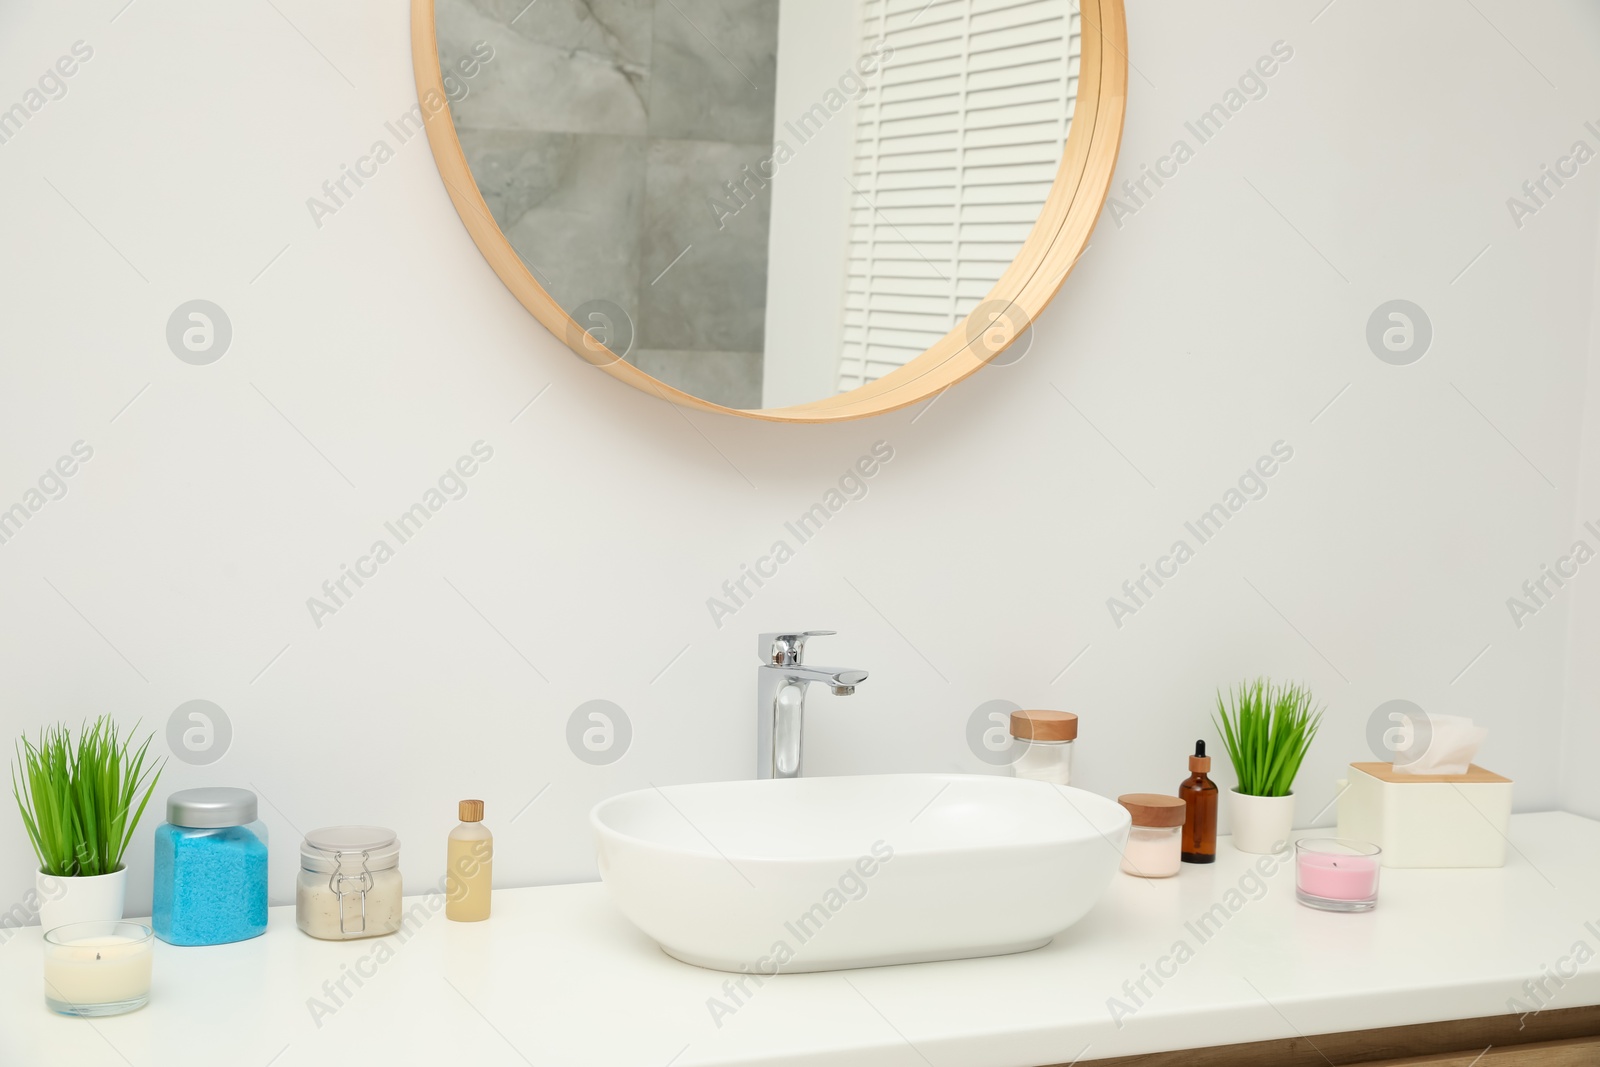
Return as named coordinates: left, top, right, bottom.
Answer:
left=1117, top=794, right=1187, bottom=878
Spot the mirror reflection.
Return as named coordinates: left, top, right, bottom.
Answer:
left=437, top=0, right=1083, bottom=410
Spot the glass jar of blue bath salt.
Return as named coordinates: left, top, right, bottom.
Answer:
left=152, top=787, right=268, bottom=946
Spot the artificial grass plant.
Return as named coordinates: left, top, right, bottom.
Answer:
left=12, top=717, right=163, bottom=877
left=1212, top=678, right=1323, bottom=798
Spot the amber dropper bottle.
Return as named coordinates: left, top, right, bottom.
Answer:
left=1180, top=740, right=1218, bottom=864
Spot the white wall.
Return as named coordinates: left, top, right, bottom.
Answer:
left=0, top=0, right=1597, bottom=919
left=1560, top=209, right=1600, bottom=819
left=763, top=0, right=862, bottom=407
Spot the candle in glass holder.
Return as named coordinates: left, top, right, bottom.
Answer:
left=1295, top=838, right=1381, bottom=912
left=43, top=921, right=153, bottom=1017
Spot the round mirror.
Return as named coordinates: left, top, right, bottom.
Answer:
left=412, top=0, right=1126, bottom=421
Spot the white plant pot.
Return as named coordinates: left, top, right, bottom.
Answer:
left=1228, top=790, right=1296, bottom=855
left=36, top=868, right=126, bottom=932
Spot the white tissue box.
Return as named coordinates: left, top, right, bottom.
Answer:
left=1335, top=762, right=1513, bottom=868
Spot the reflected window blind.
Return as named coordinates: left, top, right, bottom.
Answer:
left=837, top=0, right=1081, bottom=393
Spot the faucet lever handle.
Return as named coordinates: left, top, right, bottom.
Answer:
left=759, top=631, right=836, bottom=666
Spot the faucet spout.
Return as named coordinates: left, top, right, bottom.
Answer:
left=780, top=665, right=868, bottom=690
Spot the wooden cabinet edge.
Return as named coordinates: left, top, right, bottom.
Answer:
left=1062, top=1006, right=1600, bottom=1067
left=1374, top=1035, right=1600, bottom=1065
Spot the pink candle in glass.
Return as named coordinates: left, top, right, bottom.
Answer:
left=1295, top=839, right=1381, bottom=911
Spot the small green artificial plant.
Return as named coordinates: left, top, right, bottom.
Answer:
left=1212, top=679, right=1323, bottom=798
left=11, top=717, right=163, bottom=878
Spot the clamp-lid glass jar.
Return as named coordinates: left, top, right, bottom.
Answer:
left=152, top=787, right=268, bottom=946
left=1009, top=710, right=1078, bottom=784
left=296, top=826, right=403, bottom=940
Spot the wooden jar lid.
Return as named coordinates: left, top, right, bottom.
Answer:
left=1009, top=710, right=1078, bottom=741
left=1118, top=793, right=1186, bottom=827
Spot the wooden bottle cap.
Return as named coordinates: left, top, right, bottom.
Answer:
left=1118, top=793, right=1187, bottom=828
left=1009, top=710, right=1078, bottom=742
left=459, top=799, right=485, bottom=822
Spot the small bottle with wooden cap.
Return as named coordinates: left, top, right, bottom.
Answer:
left=1008, top=710, right=1078, bottom=784
left=1117, top=794, right=1187, bottom=877
left=446, top=800, right=493, bottom=922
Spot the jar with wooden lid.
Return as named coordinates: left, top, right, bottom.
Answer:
left=1117, top=794, right=1187, bottom=878
left=1009, top=710, right=1078, bottom=784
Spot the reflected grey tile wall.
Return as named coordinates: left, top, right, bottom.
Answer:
left=458, top=130, right=646, bottom=329
left=640, top=139, right=772, bottom=354
left=440, top=0, right=651, bottom=135
left=647, top=0, right=779, bottom=143
left=437, top=0, right=780, bottom=408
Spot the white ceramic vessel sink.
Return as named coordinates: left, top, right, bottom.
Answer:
left=591, top=773, right=1130, bottom=973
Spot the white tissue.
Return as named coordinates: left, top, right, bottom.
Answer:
left=1391, top=714, right=1487, bottom=776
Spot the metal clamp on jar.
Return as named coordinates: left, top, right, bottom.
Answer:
left=296, top=826, right=403, bottom=940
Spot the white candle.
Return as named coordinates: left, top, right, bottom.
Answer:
left=43, top=922, right=153, bottom=1016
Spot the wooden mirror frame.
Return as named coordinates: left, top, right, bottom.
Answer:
left=411, top=0, right=1128, bottom=423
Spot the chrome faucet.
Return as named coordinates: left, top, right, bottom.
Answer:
left=757, top=631, right=868, bottom=779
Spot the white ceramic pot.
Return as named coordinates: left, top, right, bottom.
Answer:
left=1228, top=790, right=1296, bottom=855
left=36, top=869, right=126, bottom=932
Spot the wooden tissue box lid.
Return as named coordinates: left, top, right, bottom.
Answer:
left=1349, top=761, right=1511, bottom=784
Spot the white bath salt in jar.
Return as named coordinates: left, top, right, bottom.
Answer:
left=1117, top=794, right=1186, bottom=878
left=296, top=826, right=403, bottom=940
left=1008, top=710, right=1078, bottom=784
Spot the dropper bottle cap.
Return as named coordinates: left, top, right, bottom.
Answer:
left=1189, top=740, right=1211, bottom=773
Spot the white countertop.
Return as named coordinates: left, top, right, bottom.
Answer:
left=3, top=811, right=1598, bottom=1067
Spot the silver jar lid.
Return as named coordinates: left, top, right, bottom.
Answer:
left=300, top=825, right=401, bottom=873
left=167, top=787, right=258, bottom=828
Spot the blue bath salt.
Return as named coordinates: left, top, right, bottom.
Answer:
left=152, top=823, right=268, bottom=946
